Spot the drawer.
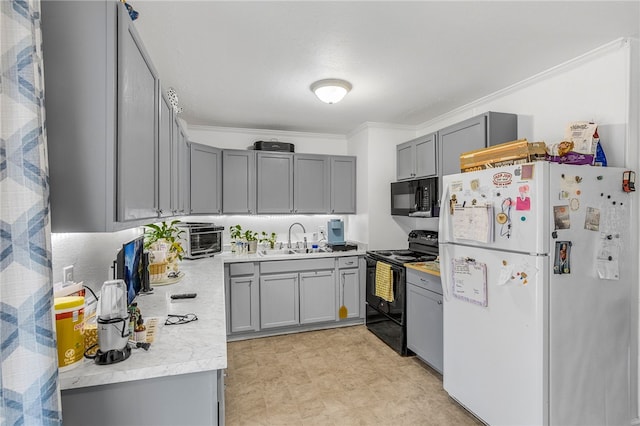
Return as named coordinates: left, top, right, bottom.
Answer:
left=229, top=262, right=255, bottom=276
left=338, top=256, right=359, bottom=269
left=406, top=268, right=442, bottom=294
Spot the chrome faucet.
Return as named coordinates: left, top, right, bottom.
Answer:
left=288, top=222, right=306, bottom=249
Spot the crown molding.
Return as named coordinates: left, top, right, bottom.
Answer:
left=187, top=123, right=347, bottom=141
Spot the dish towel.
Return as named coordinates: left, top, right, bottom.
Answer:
left=375, top=261, right=394, bottom=302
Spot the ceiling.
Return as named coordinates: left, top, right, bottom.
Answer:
left=132, top=1, right=640, bottom=135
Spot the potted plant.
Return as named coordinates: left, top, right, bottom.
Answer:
left=244, top=230, right=259, bottom=254
left=260, top=231, right=278, bottom=250
left=143, top=220, right=185, bottom=274
left=230, top=224, right=243, bottom=253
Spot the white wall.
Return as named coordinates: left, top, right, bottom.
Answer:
left=347, top=123, right=416, bottom=249
left=417, top=39, right=633, bottom=169
left=187, top=124, right=347, bottom=155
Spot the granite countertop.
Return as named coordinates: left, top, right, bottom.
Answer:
left=405, top=261, right=441, bottom=277
left=59, top=257, right=227, bottom=390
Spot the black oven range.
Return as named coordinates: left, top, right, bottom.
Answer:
left=365, top=230, right=439, bottom=356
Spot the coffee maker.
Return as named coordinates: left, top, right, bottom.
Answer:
left=95, top=280, right=131, bottom=364
left=327, top=219, right=345, bottom=245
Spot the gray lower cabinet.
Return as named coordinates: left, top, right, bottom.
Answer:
left=227, top=263, right=259, bottom=333
left=42, top=1, right=164, bottom=231
left=406, top=270, right=443, bottom=373
left=260, top=273, right=300, bottom=329
left=338, top=256, right=360, bottom=319
left=222, top=150, right=256, bottom=214
left=299, top=270, right=336, bottom=324
left=189, top=143, right=221, bottom=214
left=61, top=370, right=223, bottom=426
left=257, top=152, right=294, bottom=213
left=227, top=257, right=362, bottom=336
left=397, top=133, right=437, bottom=181
left=294, top=154, right=330, bottom=214
left=330, top=156, right=357, bottom=214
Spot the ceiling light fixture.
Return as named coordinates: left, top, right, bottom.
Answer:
left=310, top=79, right=352, bottom=104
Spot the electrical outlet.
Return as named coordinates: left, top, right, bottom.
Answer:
left=63, top=265, right=74, bottom=284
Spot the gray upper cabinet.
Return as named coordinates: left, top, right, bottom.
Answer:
left=257, top=152, right=294, bottom=214
left=397, top=133, right=437, bottom=180
left=189, top=143, right=221, bottom=215
left=42, top=1, right=168, bottom=231
left=116, top=2, right=159, bottom=222
left=438, top=112, right=517, bottom=178
left=222, top=150, right=256, bottom=214
left=175, top=119, right=190, bottom=215
left=158, top=92, right=173, bottom=217
left=330, top=156, right=357, bottom=214
left=294, top=154, right=330, bottom=214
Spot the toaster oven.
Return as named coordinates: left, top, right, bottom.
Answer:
left=176, top=223, right=224, bottom=259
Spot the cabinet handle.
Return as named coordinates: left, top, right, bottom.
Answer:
left=345, top=261, right=354, bottom=265
left=437, top=300, right=442, bottom=305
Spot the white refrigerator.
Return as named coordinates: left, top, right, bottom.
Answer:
left=438, top=161, right=635, bottom=426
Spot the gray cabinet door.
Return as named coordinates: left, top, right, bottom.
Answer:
left=117, top=3, right=159, bottom=222
left=415, top=133, right=437, bottom=178
left=396, top=140, right=415, bottom=180
left=158, top=92, right=173, bottom=217
left=176, top=122, right=190, bottom=215
left=330, top=156, right=356, bottom=214
left=407, top=282, right=443, bottom=373
left=230, top=276, right=259, bottom=333
left=294, top=154, right=330, bottom=213
left=438, top=115, right=487, bottom=178
left=260, top=273, right=299, bottom=329
left=189, top=143, right=221, bottom=215
left=257, top=152, right=294, bottom=214
left=339, top=268, right=360, bottom=319
left=299, top=270, right=336, bottom=324
left=42, top=1, right=117, bottom=232
left=222, top=150, right=256, bottom=214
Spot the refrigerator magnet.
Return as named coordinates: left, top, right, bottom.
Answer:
left=584, top=207, right=600, bottom=231
left=553, top=205, right=571, bottom=229
left=553, top=241, right=572, bottom=274
left=516, top=185, right=531, bottom=211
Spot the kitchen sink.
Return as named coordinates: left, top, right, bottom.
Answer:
left=257, top=247, right=329, bottom=256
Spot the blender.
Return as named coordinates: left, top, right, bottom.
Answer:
left=95, top=279, right=131, bottom=364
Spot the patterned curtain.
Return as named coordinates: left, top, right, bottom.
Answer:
left=1, top=0, right=62, bottom=424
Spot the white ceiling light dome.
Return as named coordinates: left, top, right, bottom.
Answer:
left=310, top=79, right=352, bottom=104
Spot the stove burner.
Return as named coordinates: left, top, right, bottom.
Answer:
left=393, top=250, right=414, bottom=256
left=395, top=255, right=418, bottom=262
left=376, top=250, right=393, bottom=256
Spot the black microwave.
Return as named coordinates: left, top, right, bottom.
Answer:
left=390, top=177, right=439, bottom=217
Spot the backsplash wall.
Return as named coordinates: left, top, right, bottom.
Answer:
left=51, top=214, right=353, bottom=292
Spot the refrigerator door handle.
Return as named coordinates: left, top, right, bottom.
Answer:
left=438, top=183, right=451, bottom=241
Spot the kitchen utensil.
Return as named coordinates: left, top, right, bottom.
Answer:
left=95, top=279, right=131, bottom=365
left=339, top=273, right=348, bottom=319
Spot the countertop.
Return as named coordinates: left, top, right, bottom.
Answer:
left=405, top=261, right=441, bottom=277
left=59, top=257, right=227, bottom=390
left=219, top=247, right=367, bottom=263
left=59, top=248, right=367, bottom=390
